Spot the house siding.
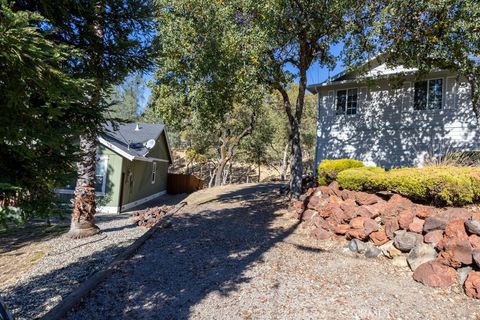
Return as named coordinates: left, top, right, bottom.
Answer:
left=315, top=72, right=480, bottom=168
left=120, top=133, right=170, bottom=206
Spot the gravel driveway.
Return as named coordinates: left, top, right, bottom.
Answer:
left=1, top=194, right=185, bottom=320
left=65, top=183, right=480, bottom=320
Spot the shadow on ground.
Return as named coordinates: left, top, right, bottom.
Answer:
left=63, top=182, right=297, bottom=319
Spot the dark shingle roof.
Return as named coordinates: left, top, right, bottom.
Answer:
left=100, top=122, right=166, bottom=159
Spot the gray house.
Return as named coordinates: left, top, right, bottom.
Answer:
left=56, top=122, right=172, bottom=213
left=308, top=56, right=480, bottom=169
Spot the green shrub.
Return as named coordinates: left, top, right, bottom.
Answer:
left=337, top=165, right=480, bottom=206
left=337, top=167, right=385, bottom=191
left=317, top=159, right=364, bottom=185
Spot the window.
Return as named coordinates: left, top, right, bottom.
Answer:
left=414, top=79, right=443, bottom=110
left=336, top=88, right=357, bottom=115
left=151, top=162, right=156, bottom=184
left=95, top=157, right=108, bottom=194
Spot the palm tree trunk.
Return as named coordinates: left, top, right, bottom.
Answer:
left=67, top=133, right=100, bottom=238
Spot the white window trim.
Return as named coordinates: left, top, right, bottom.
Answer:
left=413, top=77, right=445, bottom=111
left=335, top=87, right=359, bottom=116
left=54, top=155, right=108, bottom=196
left=151, top=161, right=157, bottom=184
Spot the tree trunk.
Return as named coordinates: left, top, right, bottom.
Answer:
left=280, top=141, right=289, bottom=181
left=68, top=133, right=100, bottom=238
left=214, top=158, right=228, bottom=187
left=289, top=125, right=303, bottom=197
left=257, top=158, right=261, bottom=182
left=467, top=77, right=480, bottom=126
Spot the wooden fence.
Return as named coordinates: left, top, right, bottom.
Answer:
left=167, top=173, right=204, bottom=194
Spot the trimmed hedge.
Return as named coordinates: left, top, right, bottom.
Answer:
left=317, top=159, right=364, bottom=185
left=337, top=165, right=480, bottom=206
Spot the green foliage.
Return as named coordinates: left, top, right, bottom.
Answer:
left=0, top=3, right=91, bottom=225
left=317, top=159, right=364, bottom=185
left=336, top=167, right=385, bottom=191
left=338, top=165, right=480, bottom=206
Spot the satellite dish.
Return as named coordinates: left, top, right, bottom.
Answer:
left=145, top=139, right=156, bottom=150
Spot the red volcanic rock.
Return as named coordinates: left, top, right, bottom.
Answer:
left=438, top=240, right=473, bottom=267
left=301, top=209, right=317, bottom=221
left=415, top=205, right=435, bottom=219
left=443, top=207, right=472, bottom=222
left=408, top=217, right=425, bottom=234
left=424, top=230, right=444, bottom=246
left=310, top=227, right=332, bottom=240
left=319, top=203, right=343, bottom=218
left=293, top=200, right=304, bottom=209
left=328, top=195, right=343, bottom=205
left=363, top=201, right=386, bottom=219
left=474, top=249, right=480, bottom=268
left=398, top=210, right=415, bottom=230
left=464, top=272, right=480, bottom=299
left=350, top=216, right=367, bottom=229
left=369, top=230, right=389, bottom=246
left=387, top=194, right=414, bottom=215
left=413, top=261, right=457, bottom=288
left=444, top=219, right=469, bottom=241
left=469, top=234, right=480, bottom=249
left=423, top=216, right=449, bottom=232
left=346, top=228, right=369, bottom=240
left=384, top=216, right=400, bottom=239
left=363, top=218, right=379, bottom=235
left=355, top=192, right=381, bottom=206
left=341, top=189, right=356, bottom=201
left=340, top=198, right=357, bottom=210
left=307, top=195, right=321, bottom=209
left=334, top=224, right=350, bottom=235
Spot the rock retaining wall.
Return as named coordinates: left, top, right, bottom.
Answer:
left=291, top=182, right=480, bottom=299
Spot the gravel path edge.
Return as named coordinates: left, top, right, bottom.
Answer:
left=42, top=201, right=187, bottom=320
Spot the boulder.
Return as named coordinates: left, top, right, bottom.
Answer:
left=387, top=194, right=414, bottom=215
left=464, top=272, right=480, bottom=299
left=415, top=205, right=435, bottom=219
left=346, top=228, right=369, bottom=240
left=393, top=231, right=423, bottom=252
left=355, top=192, right=381, bottom=206
left=465, top=219, right=480, bottom=236
left=384, top=216, right=400, bottom=239
left=348, top=239, right=368, bottom=253
left=365, top=246, right=381, bottom=258
left=443, top=207, right=472, bottom=222
left=424, top=230, right=444, bottom=246
left=413, top=261, right=457, bottom=288
left=423, top=216, right=448, bottom=232
left=363, top=218, right=379, bottom=235
left=301, top=209, right=317, bottom=221
left=438, top=240, right=473, bottom=268
left=473, top=249, right=480, bottom=268
left=408, top=217, right=425, bottom=234
left=319, top=203, right=343, bottom=218
left=307, top=195, right=321, bottom=209
left=370, top=230, right=389, bottom=246
left=398, top=210, right=415, bottom=230
left=470, top=235, right=480, bottom=249
left=310, top=227, right=332, bottom=241
left=334, top=224, right=350, bottom=235
left=379, top=240, right=402, bottom=259
left=457, top=267, right=473, bottom=286
left=363, top=201, right=386, bottom=219
left=407, top=244, right=437, bottom=271
left=444, top=219, right=469, bottom=241
left=350, top=216, right=367, bottom=229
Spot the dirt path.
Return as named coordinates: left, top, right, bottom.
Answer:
left=66, top=183, right=480, bottom=320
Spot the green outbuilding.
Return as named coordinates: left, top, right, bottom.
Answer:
left=56, top=122, right=172, bottom=213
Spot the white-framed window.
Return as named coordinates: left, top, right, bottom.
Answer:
left=151, top=162, right=156, bottom=184
left=55, top=155, right=108, bottom=196
left=336, top=88, right=358, bottom=115
left=95, top=156, right=108, bottom=195
left=414, top=78, right=443, bottom=110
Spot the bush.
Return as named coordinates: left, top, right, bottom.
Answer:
left=317, top=159, right=364, bottom=185
left=337, top=165, right=480, bottom=206
left=337, top=167, right=385, bottom=191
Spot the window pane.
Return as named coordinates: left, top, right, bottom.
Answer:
left=336, top=90, right=346, bottom=115
left=414, top=81, right=428, bottom=110
left=346, top=88, right=357, bottom=115
left=95, top=158, right=106, bottom=193
left=428, top=79, right=443, bottom=110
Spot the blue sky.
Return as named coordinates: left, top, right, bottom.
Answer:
left=137, top=43, right=345, bottom=113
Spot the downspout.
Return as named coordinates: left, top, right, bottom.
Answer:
left=313, top=88, right=321, bottom=177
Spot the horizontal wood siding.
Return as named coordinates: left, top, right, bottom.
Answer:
left=316, top=74, right=480, bottom=168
